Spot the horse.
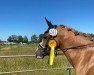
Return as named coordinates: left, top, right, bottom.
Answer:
left=35, top=18, right=94, bottom=75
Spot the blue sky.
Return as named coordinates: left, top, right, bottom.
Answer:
left=0, top=0, right=94, bottom=41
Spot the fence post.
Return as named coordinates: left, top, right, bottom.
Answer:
left=66, top=61, right=71, bottom=75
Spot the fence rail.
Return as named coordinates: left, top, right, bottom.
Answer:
left=0, top=54, right=63, bottom=58
left=0, top=55, right=73, bottom=75
left=0, top=55, right=35, bottom=58
left=0, top=67, right=73, bottom=74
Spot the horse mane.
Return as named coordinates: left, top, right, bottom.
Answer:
left=59, top=25, right=94, bottom=42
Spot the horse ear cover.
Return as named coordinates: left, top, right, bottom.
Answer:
left=45, top=17, right=54, bottom=28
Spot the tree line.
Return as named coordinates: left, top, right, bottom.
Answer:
left=88, top=33, right=94, bottom=37
left=0, top=33, right=94, bottom=44
left=7, top=34, right=43, bottom=44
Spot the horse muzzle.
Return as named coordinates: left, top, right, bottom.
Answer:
left=35, top=47, right=49, bottom=59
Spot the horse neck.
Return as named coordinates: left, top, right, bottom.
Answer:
left=59, top=30, right=92, bottom=68
left=59, top=29, right=92, bottom=48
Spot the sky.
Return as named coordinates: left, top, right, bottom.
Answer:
left=0, top=0, right=94, bottom=41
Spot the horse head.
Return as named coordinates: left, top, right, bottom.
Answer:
left=35, top=18, right=67, bottom=58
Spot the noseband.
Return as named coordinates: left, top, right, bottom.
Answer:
left=38, top=36, right=57, bottom=49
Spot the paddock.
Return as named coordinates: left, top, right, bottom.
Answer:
left=0, top=54, right=74, bottom=75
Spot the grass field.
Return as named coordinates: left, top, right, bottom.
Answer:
left=0, top=44, right=75, bottom=75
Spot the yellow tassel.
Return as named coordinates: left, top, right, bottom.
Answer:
left=48, top=40, right=57, bottom=65
left=49, top=46, right=55, bottom=65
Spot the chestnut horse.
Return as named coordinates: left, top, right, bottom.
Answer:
left=36, top=18, right=94, bottom=75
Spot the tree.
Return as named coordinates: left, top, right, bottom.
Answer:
left=88, top=33, right=94, bottom=37
left=18, top=35, right=23, bottom=43
left=38, top=34, right=43, bottom=42
left=31, top=34, right=38, bottom=43
left=23, top=36, right=28, bottom=43
left=11, top=35, right=18, bottom=42
left=0, top=39, right=1, bottom=43
left=7, top=36, right=12, bottom=42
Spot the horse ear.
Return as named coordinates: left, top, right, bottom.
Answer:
left=45, top=17, right=54, bottom=28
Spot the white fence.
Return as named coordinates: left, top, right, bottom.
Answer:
left=0, top=55, right=35, bottom=58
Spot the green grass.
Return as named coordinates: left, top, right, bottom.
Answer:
left=0, top=44, right=75, bottom=75
left=0, top=44, right=37, bottom=55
